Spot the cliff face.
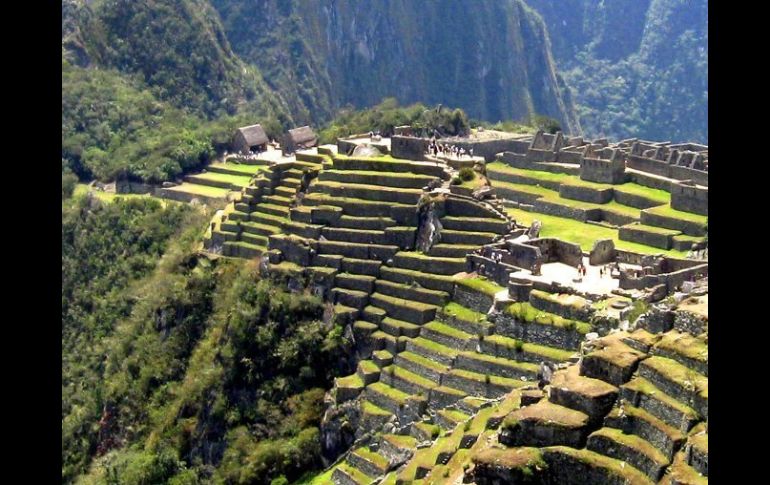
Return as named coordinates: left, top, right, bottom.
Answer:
left=211, top=0, right=581, bottom=132
left=525, top=0, right=708, bottom=143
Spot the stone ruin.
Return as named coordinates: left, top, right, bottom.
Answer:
left=198, top=125, right=707, bottom=484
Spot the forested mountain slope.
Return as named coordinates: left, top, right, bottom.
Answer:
left=525, top=0, right=708, bottom=143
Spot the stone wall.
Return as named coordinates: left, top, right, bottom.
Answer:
left=670, top=182, right=708, bottom=215
left=639, top=210, right=706, bottom=237
left=504, top=241, right=543, bottom=273
left=454, top=284, right=495, bottom=313
left=468, top=254, right=518, bottom=287
left=589, top=239, right=615, bottom=265
left=526, top=238, right=583, bottom=267
left=619, top=263, right=708, bottom=292
left=559, top=184, right=613, bottom=204
left=391, top=135, right=429, bottom=160
left=580, top=155, right=626, bottom=184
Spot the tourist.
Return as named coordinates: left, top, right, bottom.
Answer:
left=469, top=147, right=474, bottom=158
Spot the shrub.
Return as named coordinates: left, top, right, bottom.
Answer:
left=514, top=340, right=524, bottom=352
left=450, top=176, right=462, bottom=185
left=459, top=167, right=476, bottom=181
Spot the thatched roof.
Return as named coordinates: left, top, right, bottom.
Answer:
left=287, top=126, right=317, bottom=146
left=237, top=124, right=269, bottom=147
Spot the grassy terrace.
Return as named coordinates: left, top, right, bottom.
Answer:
left=623, top=378, right=700, bottom=421
left=442, top=302, right=488, bottom=323
left=645, top=204, right=708, bottom=225
left=626, top=223, right=681, bottom=236
left=73, top=184, right=165, bottom=204
left=456, top=276, right=505, bottom=296
left=506, top=301, right=592, bottom=334
left=543, top=446, right=654, bottom=484
left=165, top=183, right=232, bottom=198
left=484, top=334, right=575, bottom=362
left=189, top=171, right=254, bottom=186
left=488, top=162, right=671, bottom=201
left=208, top=162, right=268, bottom=175
left=505, top=207, right=687, bottom=257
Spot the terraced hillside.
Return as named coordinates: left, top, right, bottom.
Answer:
left=159, top=157, right=271, bottom=205
left=486, top=161, right=707, bottom=257
left=200, top=142, right=707, bottom=484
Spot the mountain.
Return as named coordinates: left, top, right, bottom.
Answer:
left=210, top=0, right=581, bottom=132
left=525, top=0, right=708, bottom=143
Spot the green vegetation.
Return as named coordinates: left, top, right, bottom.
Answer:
left=319, top=98, right=470, bottom=143
left=457, top=276, right=505, bottom=297
left=506, top=301, right=591, bottom=334
left=63, top=192, right=349, bottom=483
left=505, top=207, right=687, bottom=257
left=645, top=205, right=709, bottom=225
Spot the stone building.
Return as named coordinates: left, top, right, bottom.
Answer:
left=232, top=124, right=269, bottom=154
left=283, top=126, right=318, bottom=154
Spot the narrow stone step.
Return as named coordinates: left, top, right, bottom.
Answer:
left=580, top=334, right=648, bottom=385
left=440, top=229, right=498, bottom=245
left=371, top=331, right=408, bottom=355
left=372, top=349, right=394, bottom=368
left=406, top=337, right=459, bottom=366
left=332, top=287, right=370, bottom=310
left=240, top=220, right=282, bottom=237
left=341, top=257, right=382, bottom=276
left=375, top=279, right=449, bottom=307
left=638, top=356, right=708, bottom=419
left=392, top=252, right=467, bottom=276
left=379, top=266, right=456, bottom=293
left=274, top=185, right=297, bottom=198
left=252, top=203, right=290, bottom=218
left=587, top=427, right=670, bottom=481
left=500, top=400, right=590, bottom=448
left=336, top=214, right=397, bottom=230
left=393, top=351, right=449, bottom=384
left=620, top=377, right=700, bottom=432
left=441, top=216, right=509, bottom=234
left=380, top=365, right=437, bottom=397
left=322, top=226, right=389, bottom=245
left=332, top=463, right=373, bottom=485
left=539, top=446, right=655, bottom=485
left=263, top=194, right=293, bottom=206
left=481, top=334, right=576, bottom=365
left=549, top=366, right=619, bottom=425
left=434, top=408, right=470, bottom=430
left=454, top=351, right=539, bottom=381
left=241, top=232, right=268, bottom=247
left=362, top=305, right=387, bottom=325
left=441, top=368, right=527, bottom=399
left=335, top=273, right=376, bottom=293
left=347, top=446, right=390, bottom=478
left=356, top=360, right=381, bottom=385
left=439, top=302, right=494, bottom=336
left=282, top=220, right=323, bottom=239
left=651, top=331, right=708, bottom=377
left=364, top=382, right=412, bottom=415
left=370, top=292, right=438, bottom=325
left=604, top=403, right=686, bottom=460
left=427, top=243, right=478, bottom=259
left=379, top=317, right=421, bottom=338
left=410, top=421, right=442, bottom=442
left=421, top=321, right=477, bottom=351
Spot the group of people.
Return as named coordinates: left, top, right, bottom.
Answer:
left=427, top=140, right=474, bottom=159
left=578, top=261, right=622, bottom=279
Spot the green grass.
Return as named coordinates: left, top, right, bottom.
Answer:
left=506, top=300, right=591, bottom=334
left=73, top=184, right=165, bottom=204
left=209, top=162, right=267, bottom=176
left=505, top=207, right=687, bottom=257
left=645, top=205, right=708, bottom=225
left=189, top=171, right=253, bottom=186
left=613, top=183, right=670, bottom=203
left=410, top=337, right=460, bottom=359
left=165, top=183, right=232, bottom=197
left=292, top=467, right=335, bottom=485
left=336, top=373, right=364, bottom=389
left=424, top=321, right=476, bottom=341
left=456, top=276, right=505, bottom=296
left=487, top=162, right=572, bottom=183
left=625, top=223, right=681, bottom=236
left=367, top=381, right=410, bottom=403
left=397, top=351, right=450, bottom=373
left=484, top=334, right=575, bottom=362
left=362, top=400, right=391, bottom=416
left=442, top=302, right=487, bottom=323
